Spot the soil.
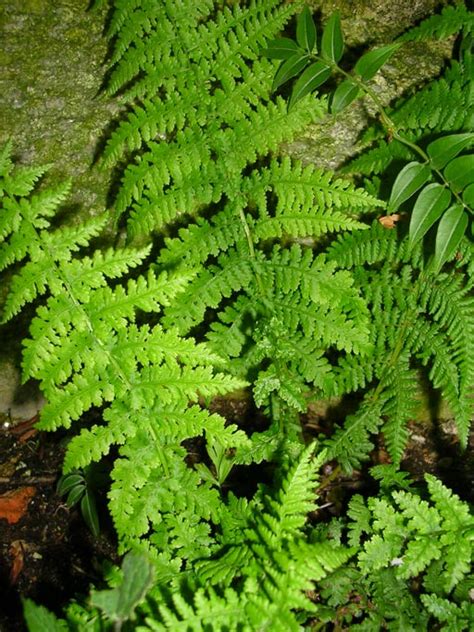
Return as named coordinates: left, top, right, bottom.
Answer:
left=0, top=418, right=118, bottom=632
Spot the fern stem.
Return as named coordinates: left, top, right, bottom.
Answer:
left=238, top=206, right=265, bottom=296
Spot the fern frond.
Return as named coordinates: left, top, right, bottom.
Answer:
left=0, top=141, right=51, bottom=199
left=149, top=444, right=351, bottom=630
left=157, top=202, right=247, bottom=271
left=325, top=221, right=473, bottom=467
left=109, top=437, right=220, bottom=554
left=326, top=220, right=404, bottom=267
left=254, top=157, right=382, bottom=215
left=0, top=180, right=74, bottom=272
left=119, top=96, right=322, bottom=236
left=398, top=4, right=474, bottom=43
left=325, top=400, right=384, bottom=472
left=421, top=593, right=473, bottom=631
left=163, top=248, right=256, bottom=334
left=157, top=157, right=379, bottom=273
left=411, top=319, right=473, bottom=448
left=355, top=476, right=474, bottom=594
left=380, top=354, right=419, bottom=465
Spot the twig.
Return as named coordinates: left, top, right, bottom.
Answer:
left=0, top=475, right=56, bottom=485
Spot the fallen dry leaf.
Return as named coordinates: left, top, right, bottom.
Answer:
left=8, top=415, right=39, bottom=442
left=378, top=214, right=401, bottom=229
left=9, top=540, right=26, bottom=585
left=0, top=486, right=36, bottom=524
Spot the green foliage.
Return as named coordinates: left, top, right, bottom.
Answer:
left=397, top=3, right=474, bottom=43
left=317, top=474, right=474, bottom=630
left=24, top=445, right=353, bottom=631
left=90, top=552, right=155, bottom=627
left=101, top=0, right=327, bottom=239
left=323, top=220, right=474, bottom=470
left=2, top=2, right=474, bottom=631
left=57, top=463, right=109, bottom=537
left=272, top=5, right=474, bottom=269
left=0, top=143, right=248, bottom=560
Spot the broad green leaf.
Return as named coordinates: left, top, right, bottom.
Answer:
left=331, top=79, right=359, bottom=113
left=23, top=599, right=68, bottom=632
left=388, top=161, right=431, bottom=212
left=57, top=473, right=84, bottom=496
left=81, top=490, right=100, bottom=537
left=433, top=204, right=468, bottom=272
left=296, top=6, right=317, bottom=52
left=321, top=11, right=344, bottom=63
left=272, top=53, right=310, bottom=91
left=66, top=484, right=85, bottom=507
left=427, top=133, right=474, bottom=170
left=443, top=154, right=474, bottom=192
left=354, top=43, right=401, bottom=81
left=289, top=61, right=331, bottom=109
left=409, top=183, right=451, bottom=246
left=91, top=552, right=155, bottom=624
left=262, top=37, right=301, bottom=60
left=462, top=182, right=474, bottom=208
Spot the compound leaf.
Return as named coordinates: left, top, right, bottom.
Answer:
left=388, top=161, right=431, bottom=212
left=321, top=11, right=344, bottom=63
left=433, top=204, right=468, bottom=271
left=427, top=133, right=474, bottom=170
left=354, top=43, right=401, bottom=81
left=409, top=183, right=451, bottom=246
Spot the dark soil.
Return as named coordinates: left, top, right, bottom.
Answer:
left=0, top=420, right=117, bottom=632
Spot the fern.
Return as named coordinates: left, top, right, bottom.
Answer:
left=397, top=3, right=474, bottom=43
left=324, top=221, right=474, bottom=470
left=354, top=475, right=474, bottom=589
left=101, top=0, right=334, bottom=238
left=349, top=52, right=474, bottom=176
left=5, top=3, right=474, bottom=630
left=317, top=473, right=474, bottom=630
left=139, top=444, right=352, bottom=631
left=23, top=444, right=353, bottom=631
left=0, top=145, right=249, bottom=558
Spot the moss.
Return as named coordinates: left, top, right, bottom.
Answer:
left=0, top=0, right=119, bottom=218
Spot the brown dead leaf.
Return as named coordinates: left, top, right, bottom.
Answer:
left=0, top=486, right=36, bottom=524
left=17, top=428, right=38, bottom=443
left=378, top=214, right=400, bottom=229
left=9, top=540, right=25, bottom=585
left=9, top=415, right=39, bottom=442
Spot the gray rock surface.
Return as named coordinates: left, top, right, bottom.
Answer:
left=285, top=0, right=453, bottom=169
left=0, top=0, right=116, bottom=419
left=0, top=0, right=117, bottom=213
